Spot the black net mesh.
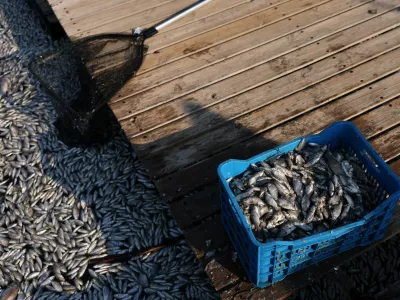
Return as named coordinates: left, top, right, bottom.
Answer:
left=29, top=33, right=147, bottom=142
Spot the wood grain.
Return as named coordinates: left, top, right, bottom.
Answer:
left=109, top=0, right=367, bottom=100
left=113, top=0, right=333, bottom=94
left=113, top=1, right=399, bottom=127
left=128, top=29, right=400, bottom=154
left=144, top=0, right=289, bottom=51
left=68, top=0, right=202, bottom=38
left=52, top=0, right=174, bottom=30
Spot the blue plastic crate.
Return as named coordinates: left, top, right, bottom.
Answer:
left=218, top=121, right=400, bottom=288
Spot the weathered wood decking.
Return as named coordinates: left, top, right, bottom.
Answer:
left=47, top=0, right=400, bottom=297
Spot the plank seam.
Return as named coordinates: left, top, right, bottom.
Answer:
left=61, top=0, right=175, bottom=27
left=118, top=6, right=399, bottom=119
left=127, top=28, right=400, bottom=141
left=111, top=0, right=371, bottom=102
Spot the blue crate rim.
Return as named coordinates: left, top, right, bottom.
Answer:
left=218, top=121, right=400, bottom=248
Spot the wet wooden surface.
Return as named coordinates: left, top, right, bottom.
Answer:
left=48, top=0, right=400, bottom=297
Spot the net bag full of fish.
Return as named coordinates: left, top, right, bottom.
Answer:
left=218, top=121, right=400, bottom=288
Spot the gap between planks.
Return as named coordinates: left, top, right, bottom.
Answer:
left=110, top=0, right=371, bottom=103
left=136, top=26, right=400, bottom=179
left=53, top=0, right=175, bottom=28
left=97, top=0, right=319, bottom=80
left=113, top=1, right=400, bottom=135
left=74, top=0, right=291, bottom=40
left=127, top=26, right=400, bottom=155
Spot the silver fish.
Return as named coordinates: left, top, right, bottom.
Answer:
left=264, top=193, right=279, bottom=211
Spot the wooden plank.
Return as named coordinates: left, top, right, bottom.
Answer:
left=67, top=0, right=202, bottom=38
left=50, top=0, right=137, bottom=23
left=114, top=0, right=340, bottom=91
left=117, top=0, right=379, bottom=132
left=144, top=0, right=289, bottom=51
left=143, top=52, right=400, bottom=179
left=218, top=205, right=400, bottom=298
left=75, top=0, right=286, bottom=39
left=109, top=0, right=367, bottom=100
left=390, top=159, right=400, bottom=175
left=113, top=1, right=399, bottom=127
left=170, top=186, right=220, bottom=228
left=185, top=102, right=400, bottom=257
left=63, top=0, right=256, bottom=41
left=145, top=0, right=251, bottom=34
left=112, top=0, right=374, bottom=106
left=370, top=126, right=400, bottom=162
left=185, top=214, right=230, bottom=259
left=51, top=0, right=173, bottom=28
left=128, top=28, right=400, bottom=154
left=354, top=100, right=400, bottom=139
left=155, top=70, right=400, bottom=201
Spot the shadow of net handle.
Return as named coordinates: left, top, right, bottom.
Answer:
left=143, top=0, right=213, bottom=39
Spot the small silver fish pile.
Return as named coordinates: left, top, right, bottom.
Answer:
left=229, top=139, right=378, bottom=242
left=0, top=0, right=218, bottom=298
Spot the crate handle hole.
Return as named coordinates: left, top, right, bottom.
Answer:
left=363, top=150, right=380, bottom=171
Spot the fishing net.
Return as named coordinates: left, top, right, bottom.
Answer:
left=29, top=33, right=148, bottom=145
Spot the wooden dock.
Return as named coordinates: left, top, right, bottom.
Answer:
left=47, top=0, right=400, bottom=297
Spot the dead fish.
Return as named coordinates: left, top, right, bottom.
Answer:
left=294, top=222, right=313, bottom=232
left=248, top=171, right=265, bottom=186
left=305, top=181, right=315, bottom=196
left=328, top=181, right=335, bottom=197
left=305, top=205, right=316, bottom=223
left=0, top=76, right=10, bottom=98
left=304, top=146, right=327, bottom=167
left=0, top=283, right=19, bottom=300
left=272, top=168, right=288, bottom=182
left=295, top=138, right=306, bottom=151
left=250, top=206, right=261, bottom=229
left=283, top=210, right=300, bottom=221
left=295, top=153, right=306, bottom=166
left=339, top=204, right=351, bottom=220
left=242, top=197, right=265, bottom=207
left=328, top=195, right=341, bottom=206
left=344, top=194, right=355, bottom=207
left=236, top=187, right=261, bottom=201
left=278, top=198, right=297, bottom=211
left=254, top=176, right=272, bottom=187
left=331, top=201, right=343, bottom=222
left=274, top=181, right=292, bottom=198
left=267, top=183, right=279, bottom=200
left=301, top=195, right=311, bottom=215
left=341, top=160, right=353, bottom=177
left=292, top=175, right=303, bottom=197
left=264, top=193, right=280, bottom=211
left=278, top=222, right=296, bottom=237
left=266, top=211, right=285, bottom=229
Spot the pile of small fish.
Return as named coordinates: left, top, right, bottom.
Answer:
left=0, top=0, right=218, bottom=299
left=286, top=276, right=347, bottom=300
left=345, top=234, right=400, bottom=297
left=229, top=139, right=378, bottom=242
